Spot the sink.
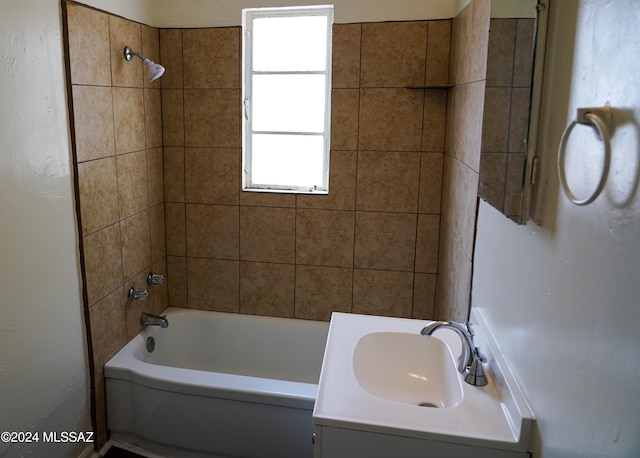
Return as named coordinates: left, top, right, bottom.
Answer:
left=313, top=312, right=535, bottom=453
left=353, top=332, right=463, bottom=408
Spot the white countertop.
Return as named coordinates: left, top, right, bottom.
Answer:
left=312, top=312, right=534, bottom=452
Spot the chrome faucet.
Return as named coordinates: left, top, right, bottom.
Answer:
left=420, top=321, right=487, bottom=386
left=140, top=312, right=169, bottom=328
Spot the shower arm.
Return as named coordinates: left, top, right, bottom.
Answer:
left=124, top=46, right=148, bottom=62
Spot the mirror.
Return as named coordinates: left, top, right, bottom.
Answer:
left=478, top=0, right=548, bottom=223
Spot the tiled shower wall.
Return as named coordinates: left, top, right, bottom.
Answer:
left=64, top=1, right=454, bottom=448
left=435, top=0, right=490, bottom=321
left=65, top=2, right=167, bottom=447
left=160, top=21, right=451, bottom=321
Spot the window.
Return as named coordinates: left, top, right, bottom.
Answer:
left=242, top=5, right=333, bottom=194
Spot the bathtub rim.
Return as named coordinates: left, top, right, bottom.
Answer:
left=105, top=308, right=327, bottom=411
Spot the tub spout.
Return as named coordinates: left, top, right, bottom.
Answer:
left=140, top=312, right=169, bottom=328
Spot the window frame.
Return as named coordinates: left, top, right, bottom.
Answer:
left=241, top=5, right=334, bottom=194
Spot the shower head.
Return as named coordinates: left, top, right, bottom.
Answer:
left=124, top=46, right=165, bottom=82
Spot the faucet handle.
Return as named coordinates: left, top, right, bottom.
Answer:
left=147, top=272, right=166, bottom=285
left=474, top=347, right=487, bottom=363
left=465, top=322, right=475, bottom=337
left=128, top=287, right=149, bottom=301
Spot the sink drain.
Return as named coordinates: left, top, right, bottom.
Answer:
left=417, top=402, right=439, bottom=408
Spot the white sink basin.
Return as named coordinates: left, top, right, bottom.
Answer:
left=353, top=332, right=463, bottom=408
left=313, top=311, right=535, bottom=453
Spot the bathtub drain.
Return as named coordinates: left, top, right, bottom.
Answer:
left=146, top=336, right=155, bottom=353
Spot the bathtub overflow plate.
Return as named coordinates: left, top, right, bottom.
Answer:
left=146, top=336, right=155, bottom=353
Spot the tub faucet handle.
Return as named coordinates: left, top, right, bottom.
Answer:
left=147, top=272, right=166, bottom=285
left=128, top=286, right=149, bottom=301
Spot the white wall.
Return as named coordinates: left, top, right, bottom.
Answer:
left=77, top=0, right=454, bottom=27
left=472, top=1, right=640, bottom=457
left=0, top=1, right=91, bottom=457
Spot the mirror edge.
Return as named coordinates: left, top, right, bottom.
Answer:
left=520, top=0, right=551, bottom=224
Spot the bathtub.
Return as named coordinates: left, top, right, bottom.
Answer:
left=105, top=307, right=329, bottom=458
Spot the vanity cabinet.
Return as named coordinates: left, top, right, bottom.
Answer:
left=313, top=425, right=529, bottom=458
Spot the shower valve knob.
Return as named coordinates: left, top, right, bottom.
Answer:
left=147, top=272, right=166, bottom=285
left=128, top=287, right=149, bottom=301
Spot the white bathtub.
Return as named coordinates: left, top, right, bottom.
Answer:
left=105, top=307, right=329, bottom=458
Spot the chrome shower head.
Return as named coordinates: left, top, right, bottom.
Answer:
left=124, top=46, right=165, bottom=82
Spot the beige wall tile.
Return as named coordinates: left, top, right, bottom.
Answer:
left=188, top=258, right=239, bottom=312
left=482, top=87, right=511, bottom=153
left=78, top=157, right=119, bottom=236
left=356, top=151, right=420, bottom=213
left=297, top=151, right=357, bottom=211
left=184, top=28, right=239, bottom=88
left=161, top=89, right=184, bottom=146
left=185, top=148, right=239, bottom=205
left=419, top=153, right=444, bottom=214
left=83, top=223, right=123, bottom=306
left=446, top=231, right=473, bottom=322
left=360, top=22, right=427, bottom=88
left=508, top=87, right=530, bottom=153
left=354, top=212, right=417, bottom=271
left=505, top=153, right=525, bottom=218
left=447, top=158, right=479, bottom=260
left=150, top=203, right=166, bottom=263
left=478, top=152, right=507, bottom=212
left=186, top=204, right=239, bottom=259
left=353, top=269, right=413, bottom=318
left=165, top=202, right=186, bottom=256
left=89, top=287, right=128, bottom=369
left=331, top=89, right=359, bottom=151
left=295, top=265, right=352, bottom=320
left=422, top=89, right=447, bottom=152
left=184, top=89, right=240, bottom=147
left=296, top=209, right=355, bottom=268
left=159, top=29, right=183, bottom=89
left=451, top=81, right=485, bottom=172
left=469, top=0, right=491, bottom=82
left=239, top=191, right=295, bottom=208
left=151, top=258, right=169, bottom=314
left=332, top=23, right=361, bottom=88
left=109, top=15, right=143, bottom=88
left=513, top=19, right=535, bottom=88
left=359, top=88, right=424, bottom=151
left=145, top=89, right=163, bottom=148
left=240, top=262, right=294, bottom=317
left=142, top=25, right=162, bottom=89
left=164, top=147, right=185, bottom=202
left=426, top=20, right=452, bottom=85
left=72, top=85, right=115, bottom=162
left=167, top=256, right=187, bottom=307
left=147, top=148, right=164, bottom=206
left=415, top=214, right=440, bottom=273
left=486, top=19, right=516, bottom=87
left=412, top=273, right=436, bottom=319
left=240, top=206, right=295, bottom=263
left=66, top=4, right=111, bottom=86
left=113, top=87, right=145, bottom=154
left=453, top=2, right=473, bottom=84
left=117, top=150, right=149, bottom=218
left=120, top=211, right=151, bottom=281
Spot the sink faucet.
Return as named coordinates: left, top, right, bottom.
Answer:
left=420, top=321, right=487, bottom=386
left=140, top=312, right=169, bottom=328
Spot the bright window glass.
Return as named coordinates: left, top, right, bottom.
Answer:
left=242, top=5, right=333, bottom=193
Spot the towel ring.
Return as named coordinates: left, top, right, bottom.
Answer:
left=557, top=107, right=612, bottom=206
